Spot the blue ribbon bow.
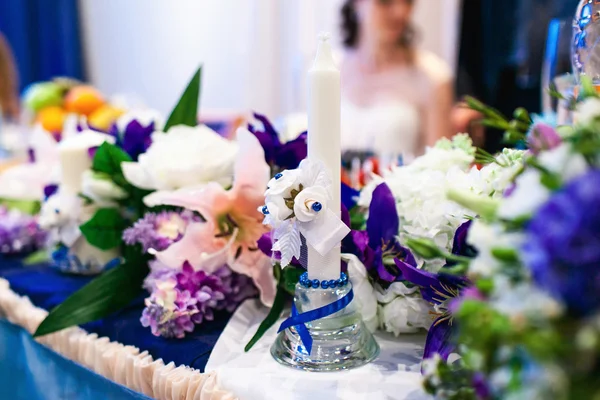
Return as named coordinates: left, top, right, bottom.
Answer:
left=277, top=289, right=354, bottom=354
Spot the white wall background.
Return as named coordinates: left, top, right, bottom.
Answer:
left=79, top=0, right=461, bottom=118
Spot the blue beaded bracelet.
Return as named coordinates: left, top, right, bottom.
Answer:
left=298, top=272, right=349, bottom=289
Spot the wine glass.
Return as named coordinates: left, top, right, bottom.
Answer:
left=542, top=18, right=575, bottom=119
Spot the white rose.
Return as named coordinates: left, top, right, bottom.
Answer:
left=379, top=295, right=433, bottom=336
left=116, top=109, right=164, bottom=133
left=264, top=196, right=293, bottom=222
left=575, top=97, right=600, bottom=126
left=121, top=124, right=238, bottom=191
left=293, top=186, right=329, bottom=222
left=81, top=170, right=127, bottom=206
left=265, top=169, right=300, bottom=197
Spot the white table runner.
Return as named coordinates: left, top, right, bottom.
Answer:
left=206, top=300, right=431, bottom=400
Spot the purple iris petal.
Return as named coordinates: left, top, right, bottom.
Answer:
left=395, top=258, right=441, bottom=302
left=253, top=130, right=277, bottom=165
left=275, top=132, right=307, bottom=170
left=366, top=183, right=399, bottom=250
left=258, top=232, right=277, bottom=259
left=249, top=112, right=307, bottom=170
left=249, top=112, right=281, bottom=165
left=423, top=317, right=454, bottom=362
left=374, top=248, right=398, bottom=282
left=27, top=148, right=35, bottom=163
left=341, top=182, right=360, bottom=211
left=341, top=204, right=350, bottom=228
left=88, top=146, right=99, bottom=160
left=394, top=258, right=468, bottom=304
left=250, top=112, right=280, bottom=145
left=451, top=220, right=477, bottom=258
left=43, top=184, right=59, bottom=200
left=121, top=120, right=155, bottom=160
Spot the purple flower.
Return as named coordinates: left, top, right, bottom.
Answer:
left=472, top=373, right=491, bottom=399
left=394, top=258, right=469, bottom=362
left=344, top=183, right=416, bottom=283
left=110, top=119, right=156, bottom=161
left=451, top=220, right=477, bottom=258
left=0, top=207, right=47, bottom=255
left=123, top=211, right=200, bottom=253
left=141, top=261, right=258, bottom=338
left=248, top=113, right=307, bottom=170
left=43, top=184, right=59, bottom=200
left=522, top=169, right=600, bottom=316
left=527, top=122, right=562, bottom=155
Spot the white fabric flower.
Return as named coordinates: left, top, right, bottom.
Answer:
left=265, top=170, right=299, bottom=197
left=81, top=170, right=127, bottom=207
left=293, top=186, right=329, bottom=222
left=265, top=196, right=293, bottom=222
left=575, top=97, right=600, bottom=126
left=344, top=254, right=379, bottom=332
left=122, top=125, right=238, bottom=191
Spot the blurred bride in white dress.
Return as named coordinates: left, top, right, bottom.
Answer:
left=339, top=0, right=454, bottom=164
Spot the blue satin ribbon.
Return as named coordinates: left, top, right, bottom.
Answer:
left=277, top=289, right=354, bottom=354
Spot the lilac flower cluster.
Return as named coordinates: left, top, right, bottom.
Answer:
left=123, top=210, right=200, bottom=253
left=0, top=207, right=47, bottom=255
left=141, top=261, right=257, bottom=338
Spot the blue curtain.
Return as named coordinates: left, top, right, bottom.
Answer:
left=0, top=0, right=84, bottom=92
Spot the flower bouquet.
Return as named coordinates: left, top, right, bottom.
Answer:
left=394, top=80, right=600, bottom=399
left=32, top=68, right=278, bottom=340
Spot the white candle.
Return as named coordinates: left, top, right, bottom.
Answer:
left=307, top=33, right=341, bottom=281
left=58, top=130, right=115, bottom=194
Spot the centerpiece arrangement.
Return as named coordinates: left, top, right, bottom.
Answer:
left=2, top=7, right=596, bottom=394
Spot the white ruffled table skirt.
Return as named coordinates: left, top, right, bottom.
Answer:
left=0, top=278, right=236, bottom=400
left=0, top=277, right=430, bottom=400
left=206, top=300, right=430, bottom=400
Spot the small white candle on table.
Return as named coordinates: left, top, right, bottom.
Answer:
left=307, top=32, right=342, bottom=281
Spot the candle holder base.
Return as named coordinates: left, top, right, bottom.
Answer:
left=271, top=282, right=380, bottom=372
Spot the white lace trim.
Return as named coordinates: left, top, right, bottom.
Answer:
left=0, top=278, right=237, bottom=400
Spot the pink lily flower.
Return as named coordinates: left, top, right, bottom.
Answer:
left=144, top=129, right=276, bottom=306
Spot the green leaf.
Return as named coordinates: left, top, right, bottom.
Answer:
left=280, top=266, right=304, bottom=295
left=22, top=250, right=50, bottom=265
left=491, top=247, right=519, bottom=263
left=406, top=237, right=446, bottom=260
left=244, top=285, right=287, bottom=352
left=164, top=67, right=202, bottom=132
left=79, top=208, right=127, bottom=250
left=34, top=257, right=149, bottom=337
left=0, top=198, right=41, bottom=215
left=92, top=142, right=132, bottom=188
left=447, top=189, right=499, bottom=221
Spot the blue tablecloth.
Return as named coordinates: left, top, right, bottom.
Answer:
left=0, top=256, right=231, bottom=399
